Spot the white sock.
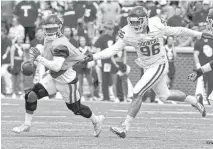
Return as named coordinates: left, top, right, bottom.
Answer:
left=90, top=113, right=99, bottom=124
left=184, top=95, right=197, bottom=105
left=123, top=115, right=134, bottom=131
left=24, top=113, right=33, bottom=126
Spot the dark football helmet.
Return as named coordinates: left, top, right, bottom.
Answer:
left=127, top=6, right=148, bottom=33
left=43, top=14, right=63, bottom=40
left=206, top=8, right=213, bottom=33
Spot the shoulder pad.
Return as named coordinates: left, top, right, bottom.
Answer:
left=53, top=45, right=69, bottom=58
left=118, top=25, right=131, bottom=39
left=148, top=16, right=165, bottom=31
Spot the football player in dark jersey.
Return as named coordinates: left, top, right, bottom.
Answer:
left=188, top=8, right=213, bottom=103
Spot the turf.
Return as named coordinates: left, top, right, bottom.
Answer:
left=2, top=98, right=213, bottom=149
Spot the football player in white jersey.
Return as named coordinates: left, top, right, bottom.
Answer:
left=188, top=8, right=213, bottom=103
left=84, top=6, right=213, bottom=138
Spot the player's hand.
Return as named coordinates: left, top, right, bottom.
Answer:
left=201, top=32, right=213, bottom=40
left=187, top=68, right=203, bottom=82
left=84, top=53, right=94, bottom=63
left=29, top=47, right=40, bottom=61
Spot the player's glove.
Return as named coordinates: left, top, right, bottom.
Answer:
left=201, top=32, right=213, bottom=40
left=84, top=53, right=94, bottom=62
left=187, top=68, right=203, bottom=82
left=29, top=47, right=40, bottom=61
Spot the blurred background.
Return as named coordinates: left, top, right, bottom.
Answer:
left=1, top=0, right=213, bottom=104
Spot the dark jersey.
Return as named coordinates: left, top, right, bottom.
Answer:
left=1, top=36, right=12, bottom=64
left=94, top=34, right=114, bottom=71
left=14, top=1, right=38, bottom=27
left=194, top=39, right=213, bottom=65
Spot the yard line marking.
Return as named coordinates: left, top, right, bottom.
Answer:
left=34, top=116, right=67, bottom=118
left=2, top=116, right=67, bottom=118
left=106, top=116, right=213, bottom=120
left=1, top=103, right=19, bottom=106
left=109, top=110, right=213, bottom=115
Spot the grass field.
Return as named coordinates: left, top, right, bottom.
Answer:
left=2, top=98, right=213, bottom=149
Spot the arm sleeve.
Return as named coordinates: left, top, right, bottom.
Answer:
left=93, top=38, right=126, bottom=60
left=194, top=41, right=201, bottom=52
left=163, top=26, right=202, bottom=38
left=53, top=45, right=69, bottom=58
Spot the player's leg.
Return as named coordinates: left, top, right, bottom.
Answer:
left=12, top=74, right=56, bottom=133
left=152, top=74, right=206, bottom=117
left=110, top=63, right=166, bottom=138
left=85, top=70, right=95, bottom=100
left=56, top=78, right=105, bottom=137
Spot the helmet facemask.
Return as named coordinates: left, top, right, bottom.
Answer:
left=127, top=16, right=148, bottom=33
left=43, top=24, right=62, bottom=40
left=206, top=16, right=213, bottom=33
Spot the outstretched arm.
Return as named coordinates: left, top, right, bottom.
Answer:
left=93, top=38, right=126, bottom=60
left=164, top=26, right=202, bottom=38
left=163, top=26, right=213, bottom=40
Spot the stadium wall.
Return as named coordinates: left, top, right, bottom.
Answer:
left=126, top=47, right=196, bottom=95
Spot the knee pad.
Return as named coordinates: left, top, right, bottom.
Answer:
left=25, top=83, right=49, bottom=112
left=66, top=100, right=92, bottom=118
left=25, top=91, right=38, bottom=112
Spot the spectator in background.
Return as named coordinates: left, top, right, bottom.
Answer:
left=165, top=36, right=177, bottom=89
left=63, top=26, right=78, bottom=48
left=9, top=36, right=24, bottom=98
left=40, top=1, right=55, bottom=19
left=192, top=0, right=210, bottom=26
left=63, top=1, right=78, bottom=30
left=30, top=27, right=45, bottom=85
left=193, top=26, right=213, bottom=105
left=94, top=22, right=118, bottom=102
left=98, top=0, right=121, bottom=29
left=84, top=1, right=98, bottom=42
left=167, top=7, right=185, bottom=27
left=112, top=48, right=131, bottom=102
left=14, top=0, right=38, bottom=42
left=145, top=1, right=157, bottom=18
left=30, top=27, right=44, bottom=47
left=8, top=17, right=25, bottom=43
left=1, top=27, right=12, bottom=97
left=77, top=36, right=96, bottom=101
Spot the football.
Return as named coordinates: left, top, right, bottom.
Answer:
left=21, top=60, right=35, bottom=76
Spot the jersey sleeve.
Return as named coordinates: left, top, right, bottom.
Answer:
left=194, top=40, right=201, bottom=52
left=53, top=45, right=69, bottom=58
left=94, top=37, right=102, bottom=49
left=149, top=16, right=202, bottom=38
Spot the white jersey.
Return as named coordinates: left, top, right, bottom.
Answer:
left=118, top=16, right=202, bottom=68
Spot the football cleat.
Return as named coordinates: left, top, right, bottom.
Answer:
left=12, top=124, right=31, bottom=134
left=192, top=94, right=206, bottom=117
left=93, top=115, right=105, bottom=137
left=110, top=123, right=127, bottom=138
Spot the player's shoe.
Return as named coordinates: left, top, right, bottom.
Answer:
left=93, top=115, right=105, bottom=137
left=192, top=94, right=206, bottom=117
left=110, top=123, right=127, bottom=138
left=12, top=124, right=31, bottom=134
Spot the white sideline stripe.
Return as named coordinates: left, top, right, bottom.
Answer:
left=106, top=116, right=213, bottom=120
left=2, top=103, right=19, bottom=106
left=34, top=116, right=67, bottom=118
left=109, top=110, right=213, bottom=115
left=2, top=116, right=67, bottom=118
